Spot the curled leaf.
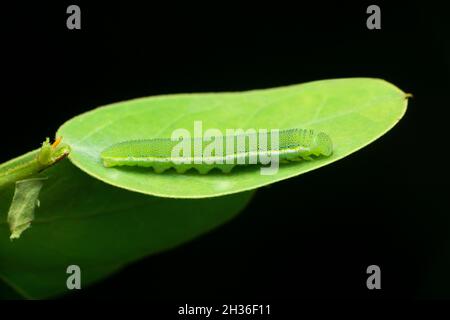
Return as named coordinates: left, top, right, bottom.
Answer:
left=7, top=178, right=46, bottom=240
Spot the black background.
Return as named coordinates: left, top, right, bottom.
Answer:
left=2, top=1, right=450, bottom=301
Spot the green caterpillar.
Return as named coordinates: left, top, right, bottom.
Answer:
left=101, top=128, right=332, bottom=174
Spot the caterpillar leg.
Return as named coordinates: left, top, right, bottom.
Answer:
left=174, top=164, right=191, bottom=174
left=196, top=165, right=215, bottom=175
left=297, top=150, right=314, bottom=161
left=216, top=164, right=235, bottom=174
left=152, top=164, right=171, bottom=173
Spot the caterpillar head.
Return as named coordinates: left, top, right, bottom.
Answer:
left=313, top=132, right=333, bottom=156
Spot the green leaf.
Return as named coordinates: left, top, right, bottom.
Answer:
left=0, top=158, right=253, bottom=299
left=57, top=78, right=409, bottom=198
